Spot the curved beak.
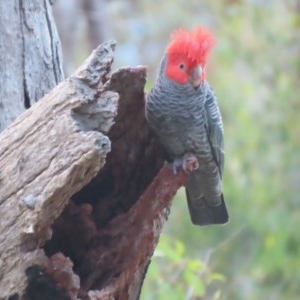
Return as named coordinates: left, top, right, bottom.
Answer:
left=190, top=65, right=203, bottom=89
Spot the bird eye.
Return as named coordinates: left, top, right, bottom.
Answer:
left=179, top=63, right=185, bottom=69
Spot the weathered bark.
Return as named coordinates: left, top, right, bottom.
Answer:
left=78, top=165, right=188, bottom=300
left=0, top=0, right=63, bottom=132
left=0, top=41, right=118, bottom=299
left=42, top=64, right=168, bottom=299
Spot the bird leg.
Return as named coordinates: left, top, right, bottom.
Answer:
left=173, top=153, right=199, bottom=174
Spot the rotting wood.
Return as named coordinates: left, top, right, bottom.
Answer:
left=44, top=64, right=187, bottom=299
left=0, top=39, right=188, bottom=299
left=0, top=40, right=118, bottom=299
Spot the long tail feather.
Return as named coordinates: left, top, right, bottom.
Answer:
left=186, top=189, right=229, bottom=226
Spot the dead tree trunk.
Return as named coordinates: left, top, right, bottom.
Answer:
left=0, top=2, right=188, bottom=300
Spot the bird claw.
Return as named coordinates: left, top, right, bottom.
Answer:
left=173, top=159, right=181, bottom=175
left=173, top=153, right=199, bottom=174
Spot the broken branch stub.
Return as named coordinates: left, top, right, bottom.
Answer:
left=45, top=64, right=187, bottom=299
left=0, top=40, right=118, bottom=299
left=0, top=39, right=188, bottom=300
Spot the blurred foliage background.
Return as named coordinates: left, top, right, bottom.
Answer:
left=53, top=0, right=300, bottom=299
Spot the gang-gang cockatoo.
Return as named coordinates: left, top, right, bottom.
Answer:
left=145, top=26, right=229, bottom=225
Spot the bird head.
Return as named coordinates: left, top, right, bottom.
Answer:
left=164, top=26, right=216, bottom=88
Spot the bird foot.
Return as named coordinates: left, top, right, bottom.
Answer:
left=173, top=153, right=199, bottom=174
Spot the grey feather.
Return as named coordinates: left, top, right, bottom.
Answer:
left=204, top=87, right=225, bottom=175
left=146, top=55, right=229, bottom=226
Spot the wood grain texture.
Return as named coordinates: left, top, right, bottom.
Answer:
left=44, top=65, right=188, bottom=299
left=0, top=0, right=63, bottom=132
left=0, top=40, right=118, bottom=299
left=83, top=165, right=188, bottom=300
